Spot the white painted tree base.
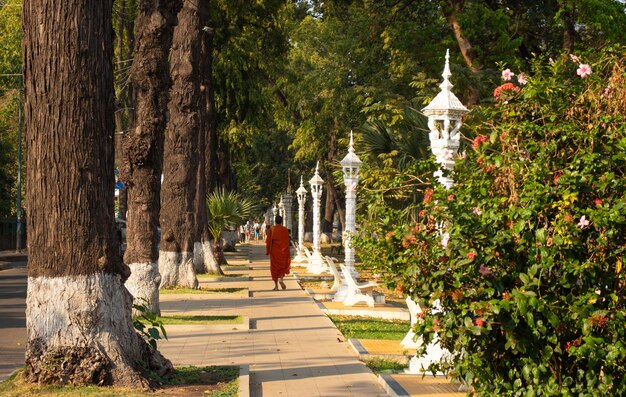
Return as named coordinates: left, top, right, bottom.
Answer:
left=158, top=250, right=198, bottom=289
left=126, top=262, right=161, bottom=316
left=26, top=273, right=170, bottom=386
left=193, top=242, right=206, bottom=274
left=202, top=241, right=222, bottom=274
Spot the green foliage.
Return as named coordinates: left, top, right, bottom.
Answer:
left=356, top=48, right=626, bottom=395
left=206, top=187, right=257, bottom=242
left=132, top=299, right=167, bottom=349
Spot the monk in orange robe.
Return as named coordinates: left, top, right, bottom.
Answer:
left=266, top=215, right=291, bottom=290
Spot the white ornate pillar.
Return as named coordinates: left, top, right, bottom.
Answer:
left=283, top=191, right=293, bottom=233
left=308, top=162, right=326, bottom=274
left=293, top=177, right=307, bottom=263
left=405, top=50, right=469, bottom=375
left=278, top=196, right=284, bottom=218
left=422, top=49, right=469, bottom=190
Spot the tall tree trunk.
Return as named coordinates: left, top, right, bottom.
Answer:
left=560, top=1, right=576, bottom=53
left=123, top=0, right=181, bottom=314
left=323, top=128, right=338, bottom=235
left=194, top=8, right=223, bottom=275
left=115, top=0, right=128, bottom=221
left=328, top=181, right=345, bottom=231
left=23, top=0, right=171, bottom=387
left=323, top=186, right=335, bottom=235
left=204, top=21, right=219, bottom=195
left=446, top=0, right=481, bottom=105
left=159, top=0, right=202, bottom=289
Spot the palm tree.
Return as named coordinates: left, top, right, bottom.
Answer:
left=206, top=188, right=256, bottom=269
left=360, top=106, right=431, bottom=170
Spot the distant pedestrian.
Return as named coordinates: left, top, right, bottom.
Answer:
left=239, top=224, right=245, bottom=243
left=261, top=221, right=267, bottom=241
left=253, top=221, right=260, bottom=241
left=266, top=215, right=291, bottom=290
left=245, top=221, right=251, bottom=242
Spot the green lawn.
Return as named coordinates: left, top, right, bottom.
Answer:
left=328, top=315, right=409, bottom=340
left=159, top=287, right=245, bottom=294
left=0, top=366, right=238, bottom=397
left=363, top=357, right=407, bottom=374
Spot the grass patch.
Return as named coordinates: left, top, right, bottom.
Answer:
left=363, top=357, right=407, bottom=374
left=138, top=315, right=242, bottom=325
left=160, top=287, right=245, bottom=295
left=197, top=273, right=244, bottom=279
left=329, top=315, right=409, bottom=340
left=0, top=366, right=238, bottom=397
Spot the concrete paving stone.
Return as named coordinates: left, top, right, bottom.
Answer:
left=0, top=243, right=387, bottom=396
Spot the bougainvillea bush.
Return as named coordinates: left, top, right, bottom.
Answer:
left=355, top=48, right=626, bottom=395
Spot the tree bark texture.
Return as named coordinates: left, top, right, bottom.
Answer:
left=159, top=0, right=202, bottom=289
left=202, top=20, right=219, bottom=195
left=446, top=0, right=481, bottom=105
left=123, top=0, right=181, bottom=314
left=22, top=0, right=171, bottom=386
left=192, top=0, right=212, bottom=274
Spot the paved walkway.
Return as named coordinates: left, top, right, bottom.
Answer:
left=0, top=252, right=27, bottom=381
left=0, top=245, right=386, bottom=396
left=158, top=242, right=387, bottom=396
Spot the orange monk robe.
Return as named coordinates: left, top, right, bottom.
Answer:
left=266, top=225, right=291, bottom=281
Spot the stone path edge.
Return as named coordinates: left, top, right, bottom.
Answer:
left=238, top=364, right=250, bottom=397
left=379, top=373, right=410, bottom=397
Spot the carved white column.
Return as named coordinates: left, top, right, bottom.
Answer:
left=308, top=162, right=326, bottom=274
left=293, top=177, right=307, bottom=263
left=272, top=204, right=278, bottom=225
left=278, top=196, right=284, bottom=218
left=405, top=50, right=470, bottom=375
left=283, top=191, right=293, bottom=232
left=340, top=131, right=361, bottom=277
left=422, top=49, right=469, bottom=190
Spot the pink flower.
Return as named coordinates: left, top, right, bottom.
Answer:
left=474, top=318, right=484, bottom=327
left=441, top=232, right=450, bottom=248
left=502, top=68, right=515, bottom=81
left=479, top=264, right=491, bottom=275
left=603, top=85, right=611, bottom=98
left=472, top=207, right=482, bottom=216
left=493, top=83, right=519, bottom=100
left=517, top=73, right=528, bottom=85
left=577, top=215, right=590, bottom=229
left=569, top=54, right=580, bottom=63
left=577, top=64, right=592, bottom=78
left=472, top=135, right=489, bottom=150
left=467, top=251, right=476, bottom=261
left=448, top=194, right=454, bottom=201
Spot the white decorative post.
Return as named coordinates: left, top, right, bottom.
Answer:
left=283, top=191, right=293, bottom=233
left=308, top=162, right=327, bottom=274
left=293, top=177, right=308, bottom=263
left=340, top=131, right=361, bottom=277
left=278, top=196, right=284, bottom=218
left=405, top=50, right=469, bottom=376
left=422, top=49, right=469, bottom=190
left=272, top=204, right=278, bottom=225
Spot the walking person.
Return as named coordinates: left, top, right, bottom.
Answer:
left=261, top=221, right=267, bottom=241
left=253, top=221, right=260, bottom=241
left=266, top=215, right=291, bottom=290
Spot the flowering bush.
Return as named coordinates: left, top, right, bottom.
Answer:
left=355, top=49, right=626, bottom=395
